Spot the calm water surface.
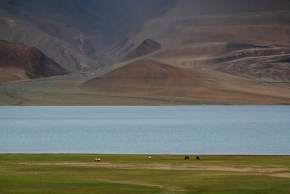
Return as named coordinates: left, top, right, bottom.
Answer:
left=0, top=106, right=289, bottom=154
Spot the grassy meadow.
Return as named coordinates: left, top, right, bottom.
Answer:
left=0, top=154, right=290, bottom=194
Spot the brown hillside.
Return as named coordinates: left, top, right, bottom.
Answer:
left=84, top=59, right=201, bottom=94
left=0, top=41, right=67, bottom=83
left=121, top=1, right=290, bottom=82
left=84, top=59, right=290, bottom=104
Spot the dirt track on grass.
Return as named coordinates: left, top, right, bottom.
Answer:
left=19, top=162, right=290, bottom=178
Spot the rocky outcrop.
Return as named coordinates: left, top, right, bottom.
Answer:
left=0, top=40, right=67, bottom=83
left=124, top=39, right=161, bottom=60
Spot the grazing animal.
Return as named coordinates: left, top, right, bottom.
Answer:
left=95, top=158, right=101, bottom=162
left=148, top=156, right=152, bottom=159
left=184, top=155, right=190, bottom=160
left=196, top=156, right=200, bottom=160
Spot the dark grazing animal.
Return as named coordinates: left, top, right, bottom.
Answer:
left=184, top=155, right=190, bottom=160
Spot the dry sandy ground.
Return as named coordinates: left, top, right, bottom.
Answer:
left=19, top=162, right=290, bottom=179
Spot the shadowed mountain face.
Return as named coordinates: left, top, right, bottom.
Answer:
left=124, top=39, right=161, bottom=60
left=0, top=0, right=170, bottom=70
left=0, top=40, right=66, bottom=83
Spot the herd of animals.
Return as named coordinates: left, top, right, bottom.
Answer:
left=94, top=156, right=200, bottom=163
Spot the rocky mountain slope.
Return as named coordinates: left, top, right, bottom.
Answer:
left=114, top=0, right=290, bottom=82
left=84, top=59, right=200, bottom=93
left=83, top=59, right=290, bottom=104
left=0, top=0, right=290, bottom=104
left=0, top=40, right=66, bottom=83
left=0, top=0, right=170, bottom=71
left=124, top=39, right=161, bottom=61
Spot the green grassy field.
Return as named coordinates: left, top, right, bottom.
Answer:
left=0, top=154, right=290, bottom=194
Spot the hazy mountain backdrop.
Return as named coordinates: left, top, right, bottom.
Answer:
left=0, top=0, right=290, bottom=105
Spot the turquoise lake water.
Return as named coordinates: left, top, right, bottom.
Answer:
left=0, top=106, right=289, bottom=154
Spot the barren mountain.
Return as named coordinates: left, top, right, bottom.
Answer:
left=84, top=59, right=201, bottom=94
left=0, top=0, right=170, bottom=70
left=114, top=0, right=290, bottom=82
left=0, top=40, right=66, bottom=83
left=0, top=0, right=290, bottom=104
left=84, top=59, right=290, bottom=104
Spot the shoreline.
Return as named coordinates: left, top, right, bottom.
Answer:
left=1, top=153, right=290, bottom=156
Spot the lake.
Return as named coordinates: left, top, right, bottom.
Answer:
left=0, top=106, right=289, bottom=154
